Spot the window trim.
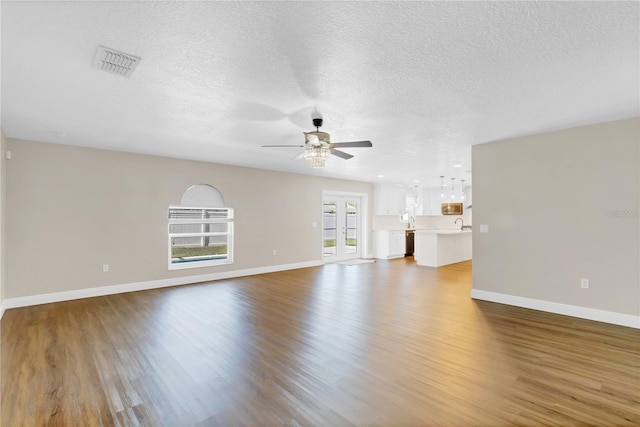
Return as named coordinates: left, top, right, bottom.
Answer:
left=168, top=205, right=234, bottom=270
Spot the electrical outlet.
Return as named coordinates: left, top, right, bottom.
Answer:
left=273, top=250, right=277, bottom=256
left=480, top=224, right=489, bottom=233
left=102, top=264, right=109, bottom=273
left=581, top=278, right=589, bottom=289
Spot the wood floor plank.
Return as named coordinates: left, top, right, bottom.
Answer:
left=2, top=259, right=639, bottom=426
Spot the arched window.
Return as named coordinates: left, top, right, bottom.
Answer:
left=168, top=185, right=233, bottom=270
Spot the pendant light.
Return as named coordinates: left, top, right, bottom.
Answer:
left=461, top=179, right=466, bottom=202
left=450, top=178, right=456, bottom=200
left=440, top=176, right=445, bottom=199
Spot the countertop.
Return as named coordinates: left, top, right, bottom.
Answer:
left=373, top=228, right=416, bottom=232
left=414, top=229, right=472, bottom=235
left=373, top=228, right=471, bottom=234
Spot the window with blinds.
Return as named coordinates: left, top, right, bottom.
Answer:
left=168, top=206, right=234, bottom=269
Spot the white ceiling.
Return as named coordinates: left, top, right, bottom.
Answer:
left=1, top=1, right=638, bottom=189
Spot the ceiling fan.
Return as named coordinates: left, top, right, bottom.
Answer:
left=262, top=118, right=373, bottom=168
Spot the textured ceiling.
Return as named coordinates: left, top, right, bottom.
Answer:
left=2, top=1, right=638, bottom=189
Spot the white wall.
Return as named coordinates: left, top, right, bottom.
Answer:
left=4, top=138, right=372, bottom=301
left=472, top=118, right=639, bottom=324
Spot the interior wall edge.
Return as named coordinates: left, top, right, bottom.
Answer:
left=471, top=117, right=639, bottom=317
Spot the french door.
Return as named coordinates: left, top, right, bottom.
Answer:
left=322, top=194, right=362, bottom=262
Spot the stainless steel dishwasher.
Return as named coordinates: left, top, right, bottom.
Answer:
left=405, top=229, right=415, bottom=256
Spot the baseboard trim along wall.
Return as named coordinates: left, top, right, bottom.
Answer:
left=1, top=260, right=323, bottom=313
left=471, top=289, right=640, bottom=329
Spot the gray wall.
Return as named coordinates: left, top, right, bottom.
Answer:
left=0, top=131, right=6, bottom=309
left=4, top=138, right=372, bottom=299
left=472, top=117, right=639, bottom=316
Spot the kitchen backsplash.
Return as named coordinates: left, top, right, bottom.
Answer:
left=373, top=214, right=472, bottom=230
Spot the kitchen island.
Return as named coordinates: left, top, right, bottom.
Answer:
left=414, top=229, right=472, bottom=267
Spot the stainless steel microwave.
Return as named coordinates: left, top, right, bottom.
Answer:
left=441, top=203, right=463, bottom=215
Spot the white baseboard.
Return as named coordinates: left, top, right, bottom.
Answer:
left=471, top=289, right=640, bottom=329
left=2, top=260, right=322, bottom=311
left=372, top=254, right=404, bottom=260
left=0, top=301, right=5, bottom=320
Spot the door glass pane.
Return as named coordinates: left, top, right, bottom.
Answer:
left=323, top=202, right=337, bottom=256
left=345, top=201, right=358, bottom=255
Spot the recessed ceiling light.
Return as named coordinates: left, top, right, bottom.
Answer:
left=377, top=174, right=385, bottom=178
left=453, top=164, right=462, bottom=168
left=414, top=180, right=420, bottom=183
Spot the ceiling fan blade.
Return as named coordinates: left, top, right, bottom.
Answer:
left=330, top=140, right=373, bottom=148
left=330, top=149, right=354, bottom=160
left=261, top=144, right=306, bottom=147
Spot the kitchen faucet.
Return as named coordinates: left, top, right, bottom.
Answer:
left=455, top=218, right=472, bottom=231
left=407, top=216, right=415, bottom=229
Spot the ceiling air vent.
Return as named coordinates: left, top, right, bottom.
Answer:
left=92, top=45, right=141, bottom=78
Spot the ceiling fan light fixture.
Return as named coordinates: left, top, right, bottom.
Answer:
left=303, top=145, right=330, bottom=168
left=264, top=117, right=372, bottom=168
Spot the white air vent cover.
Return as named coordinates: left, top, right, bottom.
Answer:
left=92, top=45, right=141, bottom=77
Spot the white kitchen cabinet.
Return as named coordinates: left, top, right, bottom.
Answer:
left=373, top=230, right=406, bottom=259
left=463, top=186, right=472, bottom=209
left=421, top=188, right=443, bottom=216
left=374, top=184, right=407, bottom=215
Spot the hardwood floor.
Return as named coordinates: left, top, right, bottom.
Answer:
left=1, top=259, right=639, bottom=426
